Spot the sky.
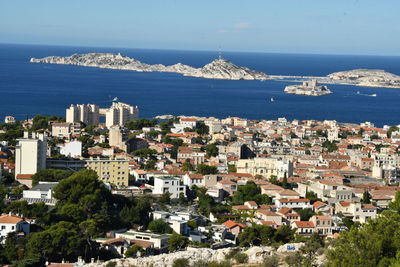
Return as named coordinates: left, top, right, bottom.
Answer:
left=1, top=0, right=400, bottom=56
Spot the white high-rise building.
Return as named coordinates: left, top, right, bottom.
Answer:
left=66, top=104, right=99, bottom=125
left=15, top=132, right=48, bottom=178
left=105, top=102, right=139, bottom=127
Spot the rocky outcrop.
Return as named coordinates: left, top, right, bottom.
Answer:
left=30, top=53, right=269, bottom=80
left=84, top=246, right=274, bottom=267
left=328, top=69, right=400, bottom=88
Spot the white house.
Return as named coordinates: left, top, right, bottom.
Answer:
left=0, top=214, right=30, bottom=243
left=183, top=174, right=204, bottom=188
left=58, top=140, right=82, bottom=158
left=275, top=198, right=313, bottom=209
left=153, top=177, right=186, bottom=199
left=22, top=182, right=58, bottom=205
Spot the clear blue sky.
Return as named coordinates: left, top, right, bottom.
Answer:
left=1, top=0, right=399, bottom=55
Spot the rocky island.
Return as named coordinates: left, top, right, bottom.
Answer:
left=30, top=53, right=269, bottom=80
left=284, top=80, right=332, bottom=96
left=327, top=69, right=400, bottom=88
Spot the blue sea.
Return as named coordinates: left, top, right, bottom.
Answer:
left=1, top=43, right=400, bottom=127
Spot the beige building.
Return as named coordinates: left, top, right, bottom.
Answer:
left=66, top=104, right=99, bottom=125
left=109, top=125, right=128, bottom=151
left=86, top=157, right=129, bottom=187
left=15, top=132, right=47, bottom=178
left=236, top=157, right=293, bottom=179
left=103, top=102, right=139, bottom=127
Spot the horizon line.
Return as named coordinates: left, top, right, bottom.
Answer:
left=1, top=41, right=400, bottom=58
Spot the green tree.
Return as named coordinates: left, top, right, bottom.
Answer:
left=148, top=219, right=173, bottom=234
left=238, top=224, right=276, bottom=247
left=228, top=164, right=237, bottom=173
left=195, top=122, right=209, bottom=135
left=31, top=169, right=73, bottom=186
left=125, top=118, right=157, bottom=130
left=125, top=245, right=144, bottom=258
left=196, top=164, right=218, bottom=175
left=168, top=233, right=189, bottom=252
left=182, top=161, right=194, bottom=172
left=295, top=208, right=316, bottom=221
left=133, top=148, right=158, bottom=159
left=361, top=190, right=372, bottom=204
left=172, top=258, right=190, bottom=267
left=205, top=143, right=219, bottom=157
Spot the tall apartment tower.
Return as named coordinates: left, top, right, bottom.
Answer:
left=105, top=102, right=139, bottom=127
left=109, top=125, right=129, bottom=151
left=66, top=104, right=99, bottom=125
left=15, top=132, right=48, bottom=177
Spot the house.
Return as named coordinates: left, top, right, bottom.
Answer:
left=152, top=211, right=190, bottom=235
left=21, top=182, right=58, bottom=205
left=335, top=201, right=377, bottom=224
left=183, top=174, right=204, bottom=188
left=275, top=189, right=300, bottom=199
left=216, top=180, right=237, bottom=195
left=275, top=198, right=312, bottom=209
left=115, top=230, right=170, bottom=253
left=255, top=210, right=282, bottom=225
left=153, top=177, right=186, bottom=199
left=276, top=207, right=300, bottom=224
left=0, top=214, right=30, bottom=243
left=291, top=221, right=315, bottom=236
left=313, top=201, right=331, bottom=215
left=222, top=220, right=247, bottom=236
left=309, top=215, right=333, bottom=236
left=260, top=184, right=284, bottom=196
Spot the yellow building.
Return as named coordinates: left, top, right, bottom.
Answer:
left=86, top=157, right=129, bottom=187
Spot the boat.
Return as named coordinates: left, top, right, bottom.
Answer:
left=357, top=91, right=360, bottom=94
left=270, top=98, right=275, bottom=102
left=112, top=97, right=118, bottom=101
left=370, top=93, right=377, bottom=97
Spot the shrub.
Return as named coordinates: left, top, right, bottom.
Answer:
left=173, top=258, right=190, bottom=267
left=233, top=252, right=248, bottom=264
left=262, top=255, right=280, bottom=267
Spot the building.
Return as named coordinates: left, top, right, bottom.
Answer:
left=22, top=182, right=58, bottom=205
left=51, top=122, right=72, bottom=139
left=153, top=177, right=186, bottom=199
left=15, top=132, right=47, bottom=179
left=0, top=214, right=30, bottom=243
left=86, top=157, right=129, bottom=187
left=104, top=102, right=139, bottom=127
left=58, top=140, right=82, bottom=158
left=291, top=221, right=315, bottom=236
left=309, top=215, right=333, bottom=236
left=4, top=116, right=15, bottom=124
left=236, top=157, right=293, bottom=179
left=66, top=104, right=99, bottom=125
left=109, top=125, right=129, bottom=151
left=115, top=230, right=170, bottom=253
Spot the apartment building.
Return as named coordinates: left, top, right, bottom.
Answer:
left=86, top=157, right=129, bottom=187
left=236, top=157, right=293, bottom=179
left=153, top=176, right=186, bottom=199
left=66, top=104, right=99, bottom=125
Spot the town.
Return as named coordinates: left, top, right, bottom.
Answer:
left=1, top=101, right=400, bottom=266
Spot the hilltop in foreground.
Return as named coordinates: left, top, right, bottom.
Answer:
left=30, top=53, right=269, bottom=80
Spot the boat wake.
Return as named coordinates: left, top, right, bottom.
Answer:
left=357, top=91, right=377, bottom=97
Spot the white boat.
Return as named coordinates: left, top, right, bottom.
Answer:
left=357, top=91, right=360, bottom=94
left=270, top=98, right=275, bottom=102
left=370, top=93, right=377, bottom=97
left=112, top=97, right=118, bottom=101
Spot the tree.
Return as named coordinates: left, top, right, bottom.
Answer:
left=305, top=191, right=322, bottom=204
left=133, top=148, right=158, bottom=159
left=25, top=221, right=86, bottom=263
left=182, top=161, right=194, bottom=172
left=281, top=173, right=289, bottom=189
left=295, top=208, right=315, bottom=221
left=31, top=169, right=73, bottom=186
left=238, top=224, right=276, bottom=247
left=228, top=164, right=237, bottom=173
left=144, top=160, right=156, bottom=170
left=125, top=245, right=144, bottom=258
left=148, top=219, right=173, bottom=234
left=125, top=118, right=157, bottom=130
left=196, top=164, right=218, bottom=175
left=273, top=225, right=295, bottom=244
left=195, top=122, right=209, bottom=135
left=326, top=211, right=400, bottom=266
left=168, top=233, right=188, bottom=252
left=361, top=190, right=372, bottom=204
left=205, top=143, right=219, bottom=158
left=322, top=140, right=338, bottom=152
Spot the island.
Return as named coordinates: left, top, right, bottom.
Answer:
left=327, top=69, right=400, bottom=88
left=30, top=53, right=269, bottom=80
left=284, top=80, right=332, bottom=96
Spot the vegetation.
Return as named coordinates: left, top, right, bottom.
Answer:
left=322, top=140, right=338, bottom=152
left=238, top=224, right=295, bottom=247
left=232, top=181, right=272, bottom=205
left=196, top=164, right=218, bottom=175
left=148, top=219, right=173, bottom=234
left=31, top=169, right=73, bottom=186
left=168, top=232, right=189, bottom=252
left=205, top=143, right=219, bottom=157
left=125, top=118, right=157, bottom=130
